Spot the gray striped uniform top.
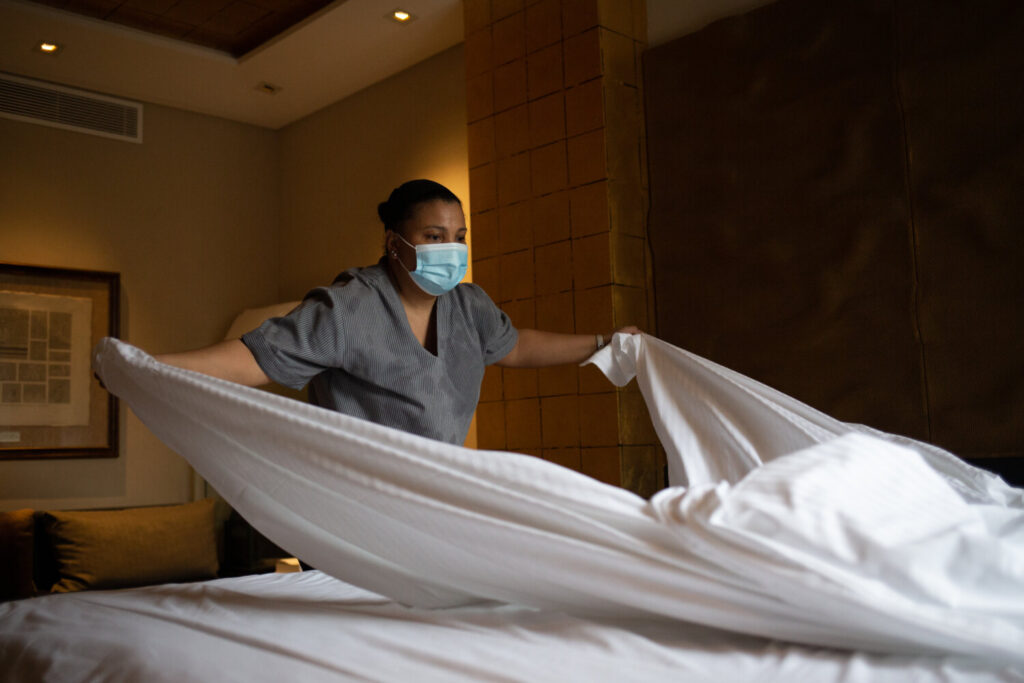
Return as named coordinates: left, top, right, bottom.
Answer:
left=241, top=259, right=518, bottom=445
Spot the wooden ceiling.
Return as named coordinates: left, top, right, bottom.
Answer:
left=25, top=0, right=341, bottom=57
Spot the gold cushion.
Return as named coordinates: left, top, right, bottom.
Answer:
left=43, top=499, right=218, bottom=593
left=0, top=508, right=36, bottom=600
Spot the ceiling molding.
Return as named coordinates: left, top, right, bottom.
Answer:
left=0, top=0, right=463, bottom=129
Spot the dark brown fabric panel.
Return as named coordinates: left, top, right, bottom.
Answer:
left=896, top=0, right=1024, bottom=456
left=644, top=0, right=929, bottom=439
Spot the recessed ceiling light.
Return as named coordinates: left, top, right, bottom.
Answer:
left=389, top=9, right=415, bottom=23
left=37, top=41, right=62, bottom=55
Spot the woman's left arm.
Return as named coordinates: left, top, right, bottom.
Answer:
left=496, top=327, right=641, bottom=368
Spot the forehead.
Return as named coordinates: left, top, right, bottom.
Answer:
left=406, top=200, right=465, bottom=231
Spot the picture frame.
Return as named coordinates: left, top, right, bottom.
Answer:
left=0, top=263, right=120, bottom=459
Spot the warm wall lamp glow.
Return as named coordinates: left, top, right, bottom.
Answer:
left=390, top=9, right=415, bottom=23
left=37, top=41, right=62, bottom=54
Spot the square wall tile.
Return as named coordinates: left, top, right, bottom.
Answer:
left=468, top=117, right=496, bottom=168
left=497, top=153, right=531, bottom=206
left=470, top=162, right=497, bottom=211
left=579, top=362, right=614, bottom=394
left=539, top=364, right=578, bottom=396
left=542, top=395, right=580, bottom=447
left=561, top=0, right=598, bottom=38
left=492, top=11, right=525, bottom=66
left=600, top=27, right=635, bottom=86
left=502, top=296, right=536, bottom=328
left=567, top=129, right=606, bottom=186
left=499, top=200, right=533, bottom=253
left=611, top=284, right=648, bottom=330
left=581, top=446, right=620, bottom=485
left=480, top=364, right=503, bottom=402
left=573, top=232, right=612, bottom=289
left=579, top=392, right=619, bottom=446
left=618, top=388, right=657, bottom=444
left=473, top=255, right=501, bottom=300
left=565, top=77, right=603, bottom=136
left=574, top=285, right=614, bottom=333
left=499, top=249, right=535, bottom=301
left=608, top=179, right=645, bottom=236
left=597, top=0, right=635, bottom=37
left=621, top=445, right=663, bottom=498
left=492, top=0, right=524, bottom=21
left=611, top=233, right=646, bottom=287
left=526, top=0, right=561, bottom=52
left=470, top=209, right=499, bottom=259
left=527, top=44, right=563, bottom=100
left=563, top=28, right=600, bottom=86
left=570, top=181, right=610, bottom=237
left=543, top=447, right=581, bottom=471
left=536, top=291, right=575, bottom=334
left=506, top=398, right=541, bottom=449
left=494, top=59, right=528, bottom=112
left=466, top=71, right=494, bottom=122
left=531, top=190, right=571, bottom=245
left=629, top=0, right=647, bottom=43
left=503, top=367, right=539, bottom=399
left=528, top=92, right=566, bottom=149
left=464, top=0, right=491, bottom=33
left=604, top=84, right=642, bottom=182
left=535, top=240, right=573, bottom=294
left=465, top=28, right=493, bottom=77
left=530, top=141, right=568, bottom=196
left=476, top=401, right=506, bottom=450
left=495, top=103, right=530, bottom=158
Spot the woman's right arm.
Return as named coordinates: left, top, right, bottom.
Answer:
left=154, top=339, right=270, bottom=387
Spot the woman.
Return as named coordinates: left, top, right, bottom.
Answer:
left=156, top=179, right=639, bottom=444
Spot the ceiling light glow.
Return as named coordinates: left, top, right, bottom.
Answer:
left=37, top=41, right=61, bottom=54
left=391, top=9, right=414, bottom=23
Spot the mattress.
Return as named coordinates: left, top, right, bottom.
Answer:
left=1, top=571, right=1020, bottom=682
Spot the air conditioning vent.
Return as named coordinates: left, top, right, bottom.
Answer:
left=0, top=73, right=142, bottom=143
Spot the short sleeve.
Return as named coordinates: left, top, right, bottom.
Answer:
left=240, top=288, right=345, bottom=390
left=461, top=284, right=518, bottom=365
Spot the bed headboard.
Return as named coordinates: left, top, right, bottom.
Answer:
left=643, top=0, right=1023, bottom=479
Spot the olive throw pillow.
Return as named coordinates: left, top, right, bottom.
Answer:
left=42, top=498, right=219, bottom=593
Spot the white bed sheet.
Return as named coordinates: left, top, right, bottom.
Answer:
left=81, top=334, right=1024, bottom=665
left=1, top=571, right=1020, bottom=683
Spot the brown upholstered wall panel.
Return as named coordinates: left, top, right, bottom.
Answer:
left=896, top=0, right=1024, bottom=456
left=644, top=0, right=1023, bottom=458
left=644, top=0, right=928, bottom=439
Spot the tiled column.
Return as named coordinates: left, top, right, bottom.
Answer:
left=466, top=0, right=662, bottom=497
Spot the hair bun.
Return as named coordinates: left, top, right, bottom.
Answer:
left=378, top=179, right=461, bottom=232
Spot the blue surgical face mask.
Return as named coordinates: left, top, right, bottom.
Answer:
left=396, top=234, right=469, bottom=296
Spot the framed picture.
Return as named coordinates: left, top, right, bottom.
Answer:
left=0, top=264, right=120, bottom=459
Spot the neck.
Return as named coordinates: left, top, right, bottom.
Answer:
left=386, top=259, right=436, bottom=310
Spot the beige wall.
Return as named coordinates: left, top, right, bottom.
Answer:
left=0, top=104, right=280, bottom=510
left=278, top=45, right=469, bottom=300
left=0, top=44, right=471, bottom=509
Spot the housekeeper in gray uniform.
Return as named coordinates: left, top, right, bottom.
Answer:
left=154, top=179, right=638, bottom=445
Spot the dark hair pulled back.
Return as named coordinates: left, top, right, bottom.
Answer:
left=377, top=179, right=461, bottom=234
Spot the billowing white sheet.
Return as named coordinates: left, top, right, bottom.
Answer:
left=2, top=571, right=1020, bottom=683
left=89, top=334, right=1024, bottom=664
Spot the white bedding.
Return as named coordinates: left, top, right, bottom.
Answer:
left=7, top=331, right=1017, bottom=677
left=1, top=571, right=1020, bottom=682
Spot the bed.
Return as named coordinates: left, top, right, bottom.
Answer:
left=3, top=333, right=1022, bottom=681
